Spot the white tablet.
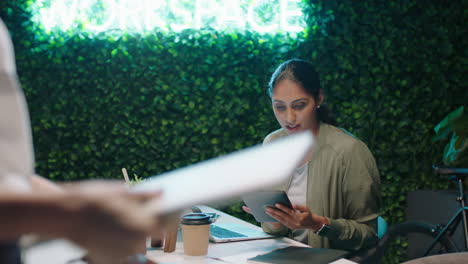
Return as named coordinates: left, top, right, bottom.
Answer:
left=242, top=191, right=293, bottom=222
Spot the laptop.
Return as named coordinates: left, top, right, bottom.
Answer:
left=132, top=131, right=314, bottom=214
left=209, top=222, right=274, bottom=243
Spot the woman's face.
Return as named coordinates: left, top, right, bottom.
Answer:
left=272, top=79, right=322, bottom=135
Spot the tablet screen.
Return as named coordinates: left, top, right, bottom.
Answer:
left=242, top=191, right=292, bottom=222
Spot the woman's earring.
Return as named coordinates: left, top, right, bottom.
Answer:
left=317, top=105, right=321, bottom=109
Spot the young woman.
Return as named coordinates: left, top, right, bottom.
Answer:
left=244, top=59, right=381, bottom=251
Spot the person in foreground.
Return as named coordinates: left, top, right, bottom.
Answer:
left=243, top=59, right=381, bottom=251
left=0, top=18, right=159, bottom=264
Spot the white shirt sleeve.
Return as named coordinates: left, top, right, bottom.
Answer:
left=0, top=19, right=35, bottom=190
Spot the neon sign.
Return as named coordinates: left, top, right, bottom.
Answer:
left=31, top=0, right=305, bottom=34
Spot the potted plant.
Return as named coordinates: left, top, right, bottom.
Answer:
left=432, top=105, right=468, bottom=187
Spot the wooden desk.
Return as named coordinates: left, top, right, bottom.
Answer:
left=146, top=205, right=308, bottom=264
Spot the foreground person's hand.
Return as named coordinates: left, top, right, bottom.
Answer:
left=62, top=181, right=161, bottom=264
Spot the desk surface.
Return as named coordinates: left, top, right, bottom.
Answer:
left=22, top=205, right=308, bottom=264
left=145, top=205, right=308, bottom=264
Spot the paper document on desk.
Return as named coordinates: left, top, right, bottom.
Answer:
left=133, top=131, right=314, bottom=214
left=208, top=238, right=306, bottom=263
left=330, top=259, right=358, bottom=264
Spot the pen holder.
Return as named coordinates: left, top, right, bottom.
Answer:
left=150, top=230, right=163, bottom=248
left=152, top=212, right=181, bottom=253
left=150, top=224, right=177, bottom=253
left=162, top=227, right=178, bottom=253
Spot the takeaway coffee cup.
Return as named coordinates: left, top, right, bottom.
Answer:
left=181, top=213, right=212, bottom=256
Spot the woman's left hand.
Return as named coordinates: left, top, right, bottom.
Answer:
left=265, top=203, right=329, bottom=231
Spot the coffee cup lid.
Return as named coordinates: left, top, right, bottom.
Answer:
left=181, top=213, right=212, bottom=225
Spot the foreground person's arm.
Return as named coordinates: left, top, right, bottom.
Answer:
left=0, top=187, right=161, bottom=264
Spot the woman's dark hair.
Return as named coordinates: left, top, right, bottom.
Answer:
left=268, top=59, right=338, bottom=126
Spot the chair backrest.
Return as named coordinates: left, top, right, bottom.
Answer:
left=346, top=216, right=388, bottom=263
left=377, top=216, right=388, bottom=239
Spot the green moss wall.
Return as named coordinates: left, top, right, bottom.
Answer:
left=1, top=1, right=466, bottom=262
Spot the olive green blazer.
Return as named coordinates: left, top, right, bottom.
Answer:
left=261, top=123, right=381, bottom=251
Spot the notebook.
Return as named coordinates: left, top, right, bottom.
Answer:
left=132, top=131, right=314, bottom=214
left=209, top=222, right=274, bottom=243
left=247, top=246, right=350, bottom=264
